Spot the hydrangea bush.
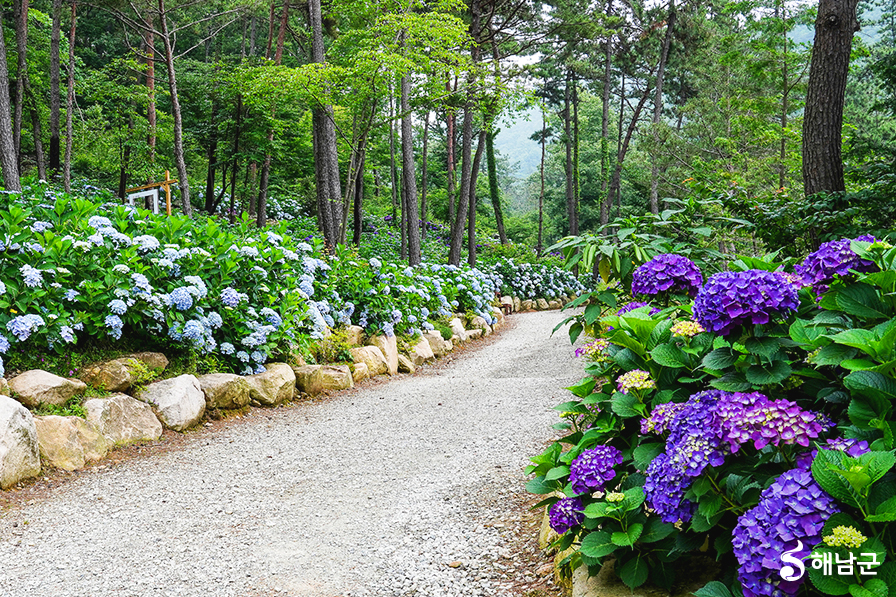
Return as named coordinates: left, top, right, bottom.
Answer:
left=528, top=236, right=896, bottom=597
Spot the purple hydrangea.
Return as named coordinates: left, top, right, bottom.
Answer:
left=631, top=253, right=703, bottom=297
left=642, top=390, right=826, bottom=523
left=795, top=437, right=871, bottom=470
left=569, top=445, right=623, bottom=495
left=548, top=497, right=585, bottom=534
left=616, top=301, right=661, bottom=316
left=732, top=469, right=839, bottom=597
left=795, top=235, right=879, bottom=298
left=693, top=270, right=800, bottom=336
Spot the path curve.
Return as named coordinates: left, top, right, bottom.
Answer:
left=0, top=311, right=579, bottom=597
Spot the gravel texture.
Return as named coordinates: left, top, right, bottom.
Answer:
left=0, top=310, right=579, bottom=597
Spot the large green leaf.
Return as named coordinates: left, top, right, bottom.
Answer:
left=618, top=555, right=649, bottom=589
left=745, top=360, right=793, bottom=385
left=651, top=343, right=689, bottom=369
left=640, top=516, right=675, bottom=543
left=703, top=348, right=740, bottom=370
left=611, top=523, right=643, bottom=547
left=693, top=581, right=734, bottom=597
left=813, top=344, right=859, bottom=366
left=611, top=392, right=643, bottom=418
left=579, top=530, right=616, bottom=558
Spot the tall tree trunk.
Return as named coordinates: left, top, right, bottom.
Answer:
left=118, top=114, right=133, bottom=198
left=572, top=77, right=580, bottom=235
left=204, top=99, right=218, bottom=213
left=257, top=0, right=289, bottom=227
left=24, top=83, right=44, bottom=179
left=563, top=70, right=576, bottom=236
left=309, top=0, right=342, bottom=247
left=388, top=92, right=399, bottom=225
left=49, top=0, right=62, bottom=177
left=228, top=95, right=242, bottom=224
left=0, top=7, right=21, bottom=190
left=158, top=0, right=191, bottom=215
left=13, top=0, right=29, bottom=172
left=600, top=0, right=613, bottom=219
left=421, top=111, right=429, bottom=237
left=446, top=104, right=456, bottom=224
left=448, top=0, right=480, bottom=265
left=467, top=129, right=486, bottom=266
left=352, top=150, right=364, bottom=245
left=802, top=0, right=858, bottom=197
left=143, top=19, right=156, bottom=173
left=649, top=3, right=676, bottom=214
left=779, top=1, right=789, bottom=191
left=401, top=73, right=421, bottom=265
left=538, top=107, right=546, bottom=257
left=607, top=80, right=653, bottom=216
left=62, top=1, right=75, bottom=192
left=485, top=130, right=507, bottom=243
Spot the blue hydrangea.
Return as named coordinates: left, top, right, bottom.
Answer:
left=108, top=299, right=128, bottom=315
left=219, top=342, right=235, bottom=355
left=221, top=287, right=241, bottom=308
left=207, top=312, right=223, bottom=329
left=20, top=264, right=43, bottom=288
left=31, top=221, right=53, bottom=233
left=795, top=235, right=879, bottom=298
left=182, top=320, right=205, bottom=341
left=236, top=351, right=250, bottom=362
left=104, top=315, right=124, bottom=340
left=694, top=270, right=800, bottom=336
left=168, top=287, right=194, bottom=311
left=0, top=335, right=8, bottom=353
left=59, top=326, right=76, bottom=344
left=632, top=253, right=703, bottom=297
left=251, top=350, right=266, bottom=363
left=569, top=445, right=623, bottom=495
left=548, top=497, right=585, bottom=534
left=7, top=314, right=44, bottom=341
left=260, top=308, right=282, bottom=328
left=88, top=215, right=113, bottom=229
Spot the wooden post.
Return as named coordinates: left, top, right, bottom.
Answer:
left=164, top=169, right=172, bottom=215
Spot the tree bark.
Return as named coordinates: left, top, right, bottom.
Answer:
left=63, top=1, right=75, bottom=192
left=802, top=0, right=857, bottom=196
left=467, top=129, right=486, bottom=266
left=118, top=114, right=133, bottom=198
left=607, top=81, right=653, bottom=216
left=421, top=111, right=429, bottom=238
left=401, top=73, right=421, bottom=265
left=649, top=4, right=676, bottom=214
left=257, top=0, right=289, bottom=227
left=143, top=17, right=156, bottom=173
left=485, top=130, right=507, bottom=244
left=538, top=108, right=546, bottom=257
left=352, top=151, right=364, bottom=245
left=49, top=0, right=62, bottom=177
left=158, top=0, right=191, bottom=215
left=563, top=71, right=577, bottom=236
left=0, top=6, right=21, bottom=191
left=600, top=0, right=613, bottom=220
left=13, top=0, right=29, bottom=171
left=27, top=87, right=45, bottom=179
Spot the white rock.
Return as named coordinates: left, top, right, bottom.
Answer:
left=0, top=395, right=40, bottom=489
left=367, top=335, right=399, bottom=375
left=34, top=415, right=108, bottom=471
left=449, top=318, right=468, bottom=343
left=136, top=375, right=205, bottom=432
left=246, top=363, right=296, bottom=406
left=351, top=346, right=389, bottom=377
left=408, top=336, right=435, bottom=366
left=197, top=374, right=251, bottom=409
left=423, top=331, right=453, bottom=357
left=8, top=370, right=87, bottom=408
left=84, top=394, right=163, bottom=447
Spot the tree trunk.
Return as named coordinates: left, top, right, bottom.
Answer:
left=649, top=4, right=676, bottom=215
left=600, top=0, right=613, bottom=219
left=803, top=0, right=858, bottom=196
left=13, top=0, right=29, bottom=172
left=388, top=92, right=399, bottom=226
left=257, top=0, right=289, bottom=227
left=143, top=18, right=156, bottom=172
left=538, top=108, right=546, bottom=257
left=779, top=0, right=789, bottom=191
left=25, top=83, right=44, bottom=179
left=352, top=150, right=364, bottom=245
left=49, top=0, right=62, bottom=177
left=421, top=111, right=429, bottom=238
left=0, top=7, right=21, bottom=191
left=572, top=77, right=580, bottom=235
left=158, top=0, right=191, bottom=215
left=62, top=1, right=75, bottom=192
left=485, top=130, right=507, bottom=244
left=446, top=77, right=456, bottom=225
left=118, top=114, right=133, bottom=198
left=401, top=73, right=421, bottom=265
left=563, top=71, right=576, bottom=236
left=607, top=80, right=653, bottom=216
left=309, top=0, right=342, bottom=247
left=467, top=129, right=486, bottom=266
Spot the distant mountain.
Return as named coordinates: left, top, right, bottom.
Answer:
left=494, top=107, right=543, bottom=181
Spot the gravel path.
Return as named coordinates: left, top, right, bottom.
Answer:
left=0, top=310, right=579, bottom=597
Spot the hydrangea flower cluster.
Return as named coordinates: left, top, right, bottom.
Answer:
left=732, top=469, right=839, bottom=597
left=487, top=258, right=585, bottom=301
left=693, top=269, right=800, bottom=335
left=548, top=497, right=585, bottom=534
left=616, top=370, right=655, bottom=394
left=795, top=437, right=870, bottom=470
left=823, top=525, right=867, bottom=548
left=569, top=445, right=623, bottom=495
left=671, top=320, right=704, bottom=338
left=575, top=338, right=609, bottom=360
left=795, top=235, right=878, bottom=297
left=642, top=390, right=827, bottom=523
left=631, top=253, right=703, bottom=297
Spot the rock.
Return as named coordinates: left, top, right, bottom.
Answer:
left=246, top=363, right=295, bottom=407
left=408, top=336, right=435, bottom=366
left=423, top=331, right=453, bottom=357
left=549, top=299, right=562, bottom=310
left=127, top=352, right=169, bottom=371
left=34, top=415, right=108, bottom=472
left=447, top=561, right=463, bottom=569
left=352, top=362, right=369, bottom=383
left=197, top=374, right=251, bottom=409
left=469, top=316, right=493, bottom=336
left=293, top=365, right=324, bottom=395
left=344, top=325, right=365, bottom=346
left=79, top=357, right=150, bottom=393
left=320, top=365, right=354, bottom=391
left=521, top=299, right=535, bottom=311
left=350, top=346, right=389, bottom=377
left=84, top=394, right=162, bottom=447
left=0, top=396, right=40, bottom=489
left=450, top=335, right=462, bottom=345
left=537, top=298, right=550, bottom=310
left=397, top=354, right=415, bottom=374
left=538, top=508, right=560, bottom=550
left=513, top=296, right=522, bottom=312
left=367, top=335, right=399, bottom=375
left=0, top=378, right=8, bottom=396
left=466, top=329, right=483, bottom=340
left=449, top=318, right=468, bottom=343
left=501, top=295, right=513, bottom=309
left=136, top=375, right=205, bottom=432
left=491, top=306, right=505, bottom=324
left=9, top=370, right=87, bottom=408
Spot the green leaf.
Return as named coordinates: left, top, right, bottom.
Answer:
left=809, top=548, right=852, bottom=595
left=867, top=495, right=896, bottom=522
left=579, top=530, right=616, bottom=558
left=745, top=360, right=793, bottom=385
left=640, top=517, right=675, bottom=543
left=611, top=523, right=643, bottom=547
left=814, top=344, right=860, bottom=366
left=651, top=343, right=689, bottom=369
left=812, top=450, right=862, bottom=508
left=566, top=377, right=597, bottom=398
left=693, top=581, right=734, bottom=597
left=569, top=322, right=584, bottom=345
left=745, top=336, right=785, bottom=358
left=544, top=466, right=571, bottom=482
left=844, top=371, right=896, bottom=404
left=835, top=283, right=890, bottom=320
left=791, top=318, right=825, bottom=347
left=611, top=392, right=643, bottom=418
left=618, top=555, right=649, bottom=589
left=703, top=348, right=740, bottom=370
left=526, top=477, right=556, bottom=495
left=583, top=502, right=610, bottom=519
left=633, top=443, right=664, bottom=471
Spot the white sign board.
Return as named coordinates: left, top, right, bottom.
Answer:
left=126, top=189, right=160, bottom=214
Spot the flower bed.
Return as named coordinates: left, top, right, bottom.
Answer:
left=530, top=240, right=896, bottom=597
